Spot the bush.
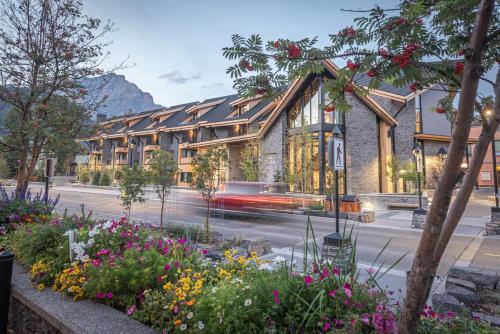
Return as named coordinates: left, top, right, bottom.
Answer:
left=99, top=172, right=111, bottom=186
left=0, top=186, right=58, bottom=231
left=92, top=171, right=101, bottom=185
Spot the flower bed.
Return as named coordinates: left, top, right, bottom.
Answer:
left=1, top=209, right=497, bottom=333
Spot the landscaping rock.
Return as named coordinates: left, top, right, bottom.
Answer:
left=446, top=285, right=481, bottom=306
left=472, top=312, right=500, bottom=328
left=360, top=211, right=375, bottom=223
left=432, top=293, right=469, bottom=314
left=448, top=266, right=498, bottom=290
left=206, top=249, right=224, bottom=261
left=241, top=237, right=272, bottom=256
left=446, top=277, right=477, bottom=292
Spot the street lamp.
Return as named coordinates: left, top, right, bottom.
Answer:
left=437, top=146, right=447, bottom=162
left=412, top=142, right=424, bottom=211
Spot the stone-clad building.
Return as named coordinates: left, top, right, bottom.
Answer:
left=79, top=60, right=462, bottom=195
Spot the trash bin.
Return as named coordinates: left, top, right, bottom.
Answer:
left=0, top=251, right=14, bottom=334
left=340, top=195, right=361, bottom=213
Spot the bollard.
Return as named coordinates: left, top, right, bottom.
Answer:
left=0, top=251, right=14, bottom=334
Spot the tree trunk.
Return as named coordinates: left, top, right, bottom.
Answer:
left=160, top=199, right=165, bottom=230
left=206, top=199, right=210, bottom=241
left=398, top=1, right=494, bottom=333
left=434, top=69, right=500, bottom=262
left=15, top=144, right=29, bottom=198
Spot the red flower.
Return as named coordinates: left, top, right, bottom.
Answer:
left=378, top=48, right=389, bottom=59
left=324, top=105, right=335, bottom=112
left=436, top=107, right=446, bottom=114
left=346, top=59, right=359, bottom=71
left=274, top=40, right=280, bottom=49
left=367, top=69, right=378, bottom=77
left=454, top=62, right=464, bottom=75
left=288, top=44, right=301, bottom=58
left=410, top=82, right=419, bottom=92
left=344, top=85, right=355, bottom=94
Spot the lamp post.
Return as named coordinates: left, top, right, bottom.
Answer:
left=492, top=137, right=499, bottom=208
left=437, top=146, right=447, bottom=162
left=412, top=142, right=427, bottom=228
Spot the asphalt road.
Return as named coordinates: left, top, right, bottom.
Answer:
left=13, top=184, right=488, bottom=283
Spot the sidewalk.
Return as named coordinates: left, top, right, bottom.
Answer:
left=469, top=235, right=500, bottom=274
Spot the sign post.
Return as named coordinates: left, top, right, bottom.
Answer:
left=44, top=158, right=54, bottom=204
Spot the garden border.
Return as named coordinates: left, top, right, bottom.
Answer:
left=9, top=263, right=158, bottom=334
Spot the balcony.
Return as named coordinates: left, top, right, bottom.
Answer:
left=143, top=144, right=161, bottom=152
left=90, top=149, right=102, bottom=155
left=115, top=147, right=129, bottom=153
left=115, top=159, right=128, bottom=166
left=180, top=156, right=193, bottom=165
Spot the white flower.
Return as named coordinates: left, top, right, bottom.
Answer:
left=273, top=256, right=286, bottom=264
left=187, top=312, right=193, bottom=319
left=258, top=263, right=273, bottom=271
left=180, top=324, right=187, bottom=331
left=244, top=299, right=252, bottom=306
left=211, top=287, right=219, bottom=293
left=198, top=321, right=205, bottom=330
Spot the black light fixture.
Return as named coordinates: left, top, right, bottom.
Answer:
left=437, top=146, right=448, bottom=161
left=412, top=142, right=422, bottom=156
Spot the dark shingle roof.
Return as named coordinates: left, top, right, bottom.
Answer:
left=353, top=73, right=413, bottom=96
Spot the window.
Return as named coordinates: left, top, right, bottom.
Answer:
left=181, top=150, right=197, bottom=158
left=289, top=81, right=320, bottom=128
left=311, top=90, right=319, bottom=125
left=180, top=172, right=192, bottom=183
left=495, top=141, right=500, bottom=156
left=481, top=171, right=491, bottom=181
left=237, top=104, right=249, bottom=116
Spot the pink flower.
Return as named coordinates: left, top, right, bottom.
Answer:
left=304, top=275, right=313, bottom=286
left=107, top=292, right=113, bottom=299
left=328, top=290, right=337, bottom=298
left=201, top=249, right=209, bottom=255
left=272, top=290, right=280, bottom=304
left=174, top=261, right=179, bottom=268
left=323, top=322, right=331, bottom=331
left=447, top=311, right=456, bottom=318
left=95, top=292, right=106, bottom=299
left=127, top=304, right=136, bottom=316
left=178, top=239, right=187, bottom=244
left=320, top=267, right=329, bottom=281
left=372, top=312, right=397, bottom=333
left=173, top=306, right=179, bottom=314
left=162, top=246, right=169, bottom=255
left=343, top=283, right=352, bottom=298
left=144, top=242, right=150, bottom=250
left=91, top=259, right=102, bottom=267
left=361, top=313, right=370, bottom=325
left=163, top=263, right=171, bottom=272
left=332, top=267, right=340, bottom=276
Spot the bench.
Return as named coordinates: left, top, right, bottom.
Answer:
left=386, top=202, right=419, bottom=211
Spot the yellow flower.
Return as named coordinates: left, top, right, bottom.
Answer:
left=163, top=282, right=174, bottom=291
left=37, top=283, right=45, bottom=291
left=174, top=320, right=181, bottom=326
left=186, top=299, right=196, bottom=306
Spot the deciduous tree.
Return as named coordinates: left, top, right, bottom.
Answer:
left=149, top=150, right=178, bottom=229
left=119, top=166, right=145, bottom=221
left=222, top=1, right=499, bottom=332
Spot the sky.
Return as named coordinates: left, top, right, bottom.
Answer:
left=83, top=0, right=399, bottom=107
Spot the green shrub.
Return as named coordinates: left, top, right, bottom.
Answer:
left=92, top=171, right=101, bottom=185
left=99, top=172, right=111, bottom=186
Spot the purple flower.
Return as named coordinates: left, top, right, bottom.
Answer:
left=447, top=311, right=456, bottom=318
left=323, top=322, right=331, bottom=331
left=95, top=292, right=106, bottom=299
left=372, top=312, right=397, bottom=333
left=127, top=304, right=136, bottom=316
left=106, top=292, right=113, bottom=299
left=163, top=263, right=171, bottom=272
left=91, top=259, right=102, bottom=267
left=332, top=267, right=341, bottom=275
left=178, top=238, right=187, bottom=245
left=272, top=290, right=280, bottom=304
left=361, top=313, right=370, bottom=325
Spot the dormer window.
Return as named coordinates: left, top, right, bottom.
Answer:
left=237, top=104, right=250, bottom=116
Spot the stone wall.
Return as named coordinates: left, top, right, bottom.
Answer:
left=8, top=263, right=157, bottom=334
left=345, top=94, right=380, bottom=194
left=258, top=114, right=286, bottom=183
left=227, top=143, right=244, bottom=181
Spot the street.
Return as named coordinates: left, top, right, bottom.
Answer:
left=12, top=184, right=495, bottom=295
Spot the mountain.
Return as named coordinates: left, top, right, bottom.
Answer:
left=82, top=73, right=163, bottom=118
left=0, top=73, right=163, bottom=121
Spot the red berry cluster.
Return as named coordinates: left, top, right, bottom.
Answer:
left=324, top=105, right=336, bottom=112
left=344, top=85, right=355, bottom=94
left=367, top=69, right=378, bottom=77
left=379, top=48, right=390, bottom=59
left=454, top=62, right=464, bottom=75
left=79, top=88, right=87, bottom=96
left=436, top=107, right=446, bottom=114
left=410, top=82, right=419, bottom=92
left=256, top=88, right=267, bottom=95
left=343, top=26, right=356, bottom=38
left=288, top=44, right=301, bottom=58
left=239, top=59, right=254, bottom=71
left=415, top=18, right=423, bottom=25
left=346, top=60, right=359, bottom=71
left=391, top=44, right=419, bottom=69
left=274, top=40, right=280, bottom=49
